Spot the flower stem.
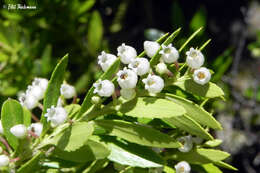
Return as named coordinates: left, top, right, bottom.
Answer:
left=0, top=136, right=12, bottom=153
left=31, top=113, right=40, bottom=122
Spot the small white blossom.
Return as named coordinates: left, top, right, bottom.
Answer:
left=186, top=47, right=204, bottom=69
left=93, top=80, right=115, bottom=97
left=0, top=120, right=3, bottom=134
left=178, top=135, right=193, bottom=153
left=117, top=43, right=137, bottom=64
left=156, top=62, right=168, bottom=74
left=28, top=123, right=43, bottom=137
left=98, top=51, right=117, bottom=71
left=120, top=88, right=136, bottom=100
left=32, top=78, right=48, bottom=93
left=128, top=58, right=150, bottom=76
left=117, top=67, right=138, bottom=89
left=0, top=155, right=9, bottom=167
left=159, top=44, right=179, bottom=63
left=44, top=106, right=68, bottom=127
left=10, top=124, right=27, bottom=139
left=26, top=85, right=45, bottom=101
left=175, top=161, right=191, bottom=173
left=144, top=41, right=160, bottom=58
left=142, top=74, right=164, bottom=94
left=60, top=83, right=76, bottom=99
left=19, top=93, right=39, bottom=110
left=193, top=67, right=211, bottom=85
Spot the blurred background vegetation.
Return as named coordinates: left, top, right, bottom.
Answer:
left=0, top=0, right=260, bottom=172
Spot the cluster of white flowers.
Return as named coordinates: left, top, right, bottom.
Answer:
left=19, top=78, right=48, bottom=110
left=185, top=48, right=211, bottom=85
left=44, top=105, right=68, bottom=127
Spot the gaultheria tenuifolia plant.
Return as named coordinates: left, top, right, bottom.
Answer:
left=0, top=27, right=237, bottom=173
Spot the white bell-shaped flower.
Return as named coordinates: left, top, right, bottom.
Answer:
left=177, top=135, right=193, bottom=153
left=144, top=41, right=160, bottom=58
left=186, top=47, right=204, bottom=69
left=98, top=51, right=117, bottom=71
left=44, top=106, right=68, bottom=127
left=60, top=83, right=76, bottom=99
left=10, top=124, right=27, bottom=139
left=156, top=62, right=168, bottom=74
left=0, top=155, right=9, bottom=167
left=26, top=85, right=45, bottom=101
left=128, top=58, right=150, bottom=76
left=19, top=93, right=39, bottom=110
left=93, top=80, right=115, bottom=97
left=142, top=74, right=164, bottom=94
left=175, top=161, right=191, bottom=173
left=117, top=67, right=138, bottom=89
left=159, top=44, right=179, bottom=63
left=117, top=43, right=137, bottom=64
left=28, top=123, right=43, bottom=137
left=0, top=120, right=3, bottom=134
left=193, top=67, right=211, bottom=85
left=120, top=88, right=136, bottom=100
left=32, top=78, right=49, bottom=93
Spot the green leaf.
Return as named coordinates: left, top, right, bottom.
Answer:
left=119, top=97, right=186, bottom=118
left=107, top=140, right=164, bottom=168
left=82, top=159, right=109, bottom=173
left=174, top=77, right=225, bottom=98
left=52, top=139, right=110, bottom=163
left=41, top=122, right=94, bottom=152
left=41, top=54, right=69, bottom=132
left=214, top=161, right=238, bottom=171
left=163, top=114, right=213, bottom=140
left=87, top=10, right=103, bottom=56
left=164, top=165, right=176, bottom=173
left=41, top=44, right=52, bottom=76
left=164, top=93, right=222, bottom=129
left=190, top=7, right=207, bottom=33
left=1, top=99, right=24, bottom=150
left=150, top=28, right=181, bottom=66
left=201, top=164, right=222, bottom=173
left=171, top=148, right=230, bottom=164
left=17, top=152, right=44, bottom=173
left=179, top=27, right=203, bottom=52
left=77, top=0, right=96, bottom=15
left=65, top=104, right=81, bottom=118
left=203, top=139, right=222, bottom=147
left=94, top=120, right=181, bottom=148
left=77, top=58, right=120, bottom=118
left=23, top=107, right=31, bottom=127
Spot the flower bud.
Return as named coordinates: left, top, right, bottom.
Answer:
left=10, top=124, right=27, bottom=139
left=26, top=85, right=45, bottom=100
left=143, top=41, right=160, bottom=58
left=60, top=83, right=76, bottom=99
left=177, top=135, right=193, bottom=153
left=28, top=123, right=43, bottom=137
left=19, top=93, right=39, bottom=110
left=93, top=80, right=115, bottom=97
left=159, top=44, right=179, bottom=63
left=156, top=62, right=168, bottom=74
left=117, top=43, right=137, bottom=64
left=44, top=106, right=68, bottom=127
left=128, top=58, right=150, bottom=76
left=117, top=67, right=138, bottom=89
left=98, top=51, right=117, bottom=71
left=193, top=67, right=211, bottom=85
left=0, top=120, right=3, bottom=134
left=91, top=96, right=101, bottom=104
left=120, top=88, right=136, bottom=100
left=32, top=78, right=48, bottom=93
left=175, top=161, right=191, bottom=173
left=142, top=74, right=164, bottom=94
left=0, top=155, right=9, bottom=167
left=186, top=47, right=204, bottom=69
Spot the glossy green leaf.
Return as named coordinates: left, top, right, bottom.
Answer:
left=87, top=10, right=103, bottom=56
left=94, top=120, right=181, bottom=148
left=65, top=104, right=81, bottom=118
left=201, top=164, right=222, bottom=173
left=17, top=152, right=44, bottom=173
left=171, top=148, right=230, bottom=164
left=164, top=165, right=176, bottom=173
left=163, top=114, right=213, bottom=140
left=107, top=141, right=164, bottom=168
left=77, top=58, right=120, bottom=118
left=214, top=161, right=238, bottom=171
left=52, top=139, right=110, bottom=163
left=23, top=107, right=31, bottom=127
left=203, top=139, right=222, bottom=147
left=77, top=0, right=96, bottom=15
left=119, top=97, right=186, bottom=118
left=174, top=77, right=224, bottom=98
left=1, top=99, right=24, bottom=150
left=164, top=93, right=222, bottom=129
left=41, top=54, right=69, bottom=131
